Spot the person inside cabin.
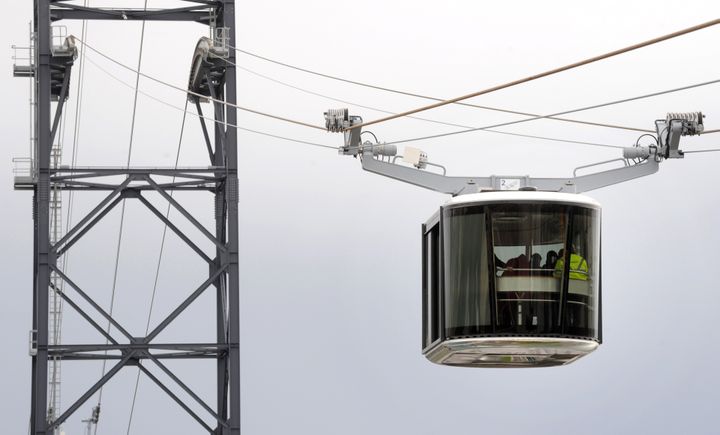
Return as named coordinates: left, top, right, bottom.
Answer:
left=503, top=253, right=529, bottom=276
left=531, top=253, right=542, bottom=271
left=543, top=250, right=558, bottom=270
left=554, top=245, right=588, bottom=280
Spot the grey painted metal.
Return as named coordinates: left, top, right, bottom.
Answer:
left=144, top=175, right=228, bottom=252
left=136, top=194, right=215, bottom=265
left=50, top=266, right=135, bottom=342
left=49, top=354, right=135, bottom=430
left=23, top=1, right=241, bottom=432
left=328, top=110, right=693, bottom=196
left=145, top=265, right=228, bottom=342
left=32, top=1, right=52, bottom=432
left=49, top=69, right=71, bottom=145
left=55, top=195, right=124, bottom=257
left=360, top=147, right=661, bottom=194
left=222, top=3, right=242, bottom=432
left=49, top=284, right=120, bottom=345
left=137, top=365, right=216, bottom=433
left=53, top=177, right=132, bottom=248
left=146, top=353, right=229, bottom=428
left=195, top=101, right=216, bottom=163
left=49, top=4, right=214, bottom=24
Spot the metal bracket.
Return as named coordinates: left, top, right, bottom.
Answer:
left=656, top=112, right=703, bottom=159
left=326, top=109, right=702, bottom=195
left=29, top=329, right=38, bottom=356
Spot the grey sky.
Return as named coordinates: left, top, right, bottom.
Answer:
left=1, top=1, right=720, bottom=434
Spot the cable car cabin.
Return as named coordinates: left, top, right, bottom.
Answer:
left=422, top=191, right=601, bottom=368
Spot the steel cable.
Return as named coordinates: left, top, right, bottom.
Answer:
left=125, top=99, right=189, bottom=435
left=219, top=56, right=628, bottom=148
left=228, top=44, right=650, bottom=133
left=71, top=37, right=326, bottom=131
left=380, top=79, right=720, bottom=147
left=83, top=55, right=335, bottom=150
left=349, top=18, right=720, bottom=130
left=95, top=3, right=148, bottom=433
left=86, top=54, right=623, bottom=151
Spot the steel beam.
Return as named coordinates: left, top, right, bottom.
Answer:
left=146, top=353, right=229, bottom=428
left=50, top=284, right=120, bottom=345
left=137, top=195, right=215, bottom=265
left=32, top=1, right=52, bottom=432
left=49, top=343, right=227, bottom=352
left=222, top=3, right=241, bottom=433
left=138, top=365, right=215, bottom=433
left=50, top=5, right=212, bottom=23
left=56, top=195, right=124, bottom=257
left=49, top=354, right=134, bottom=430
left=145, top=266, right=228, bottom=342
left=50, top=266, right=135, bottom=341
left=196, top=101, right=216, bottom=163
left=144, top=175, right=227, bottom=252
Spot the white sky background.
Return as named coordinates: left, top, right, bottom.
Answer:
left=1, top=0, right=720, bottom=434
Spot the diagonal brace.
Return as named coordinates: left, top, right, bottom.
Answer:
left=136, top=194, right=214, bottom=265
left=196, top=101, right=215, bottom=163
left=144, top=175, right=227, bottom=252
left=49, top=353, right=134, bottom=430
left=146, top=352, right=229, bottom=428
left=50, top=66, right=72, bottom=145
left=49, top=282, right=119, bottom=345
left=138, top=364, right=215, bottom=433
left=51, top=266, right=135, bottom=341
left=145, top=265, right=227, bottom=342
left=54, top=177, right=132, bottom=249
left=57, top=195, right=124, bottom=257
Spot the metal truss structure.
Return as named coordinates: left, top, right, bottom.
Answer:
left=19, top=1, right=240, bottom=433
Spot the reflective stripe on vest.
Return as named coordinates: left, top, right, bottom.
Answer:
left=554, top=254, right=589, bottom=281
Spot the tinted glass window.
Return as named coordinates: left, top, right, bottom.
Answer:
left=443, top=207, right=491, bottom=336
left=491, top=204, right=567, bottom=334
left=423, top=225, right=440, bottom=348
left=564, top=208, right=600, bottom=337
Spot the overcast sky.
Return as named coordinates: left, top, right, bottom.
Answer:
left=1, top=1, right=720, bottom=434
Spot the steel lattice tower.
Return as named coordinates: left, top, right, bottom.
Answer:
left=20, top=1, right=240, bottom=433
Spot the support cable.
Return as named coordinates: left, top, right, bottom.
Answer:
left=380, top=79, right=720, bottom=147
left=59, top=2, right=90, bottom=430
left=221, top=56, right=647, bottom=144
left=82, top=55, right=345, bottom=150
left=72, top=37, right=326, bottom=131
left=348, top=18, right=720, bottom=130
left=94, top=3, right=148, bottom=433
left=228, top=45, right=650, bottom=133
left=349, top=18, right=720, bottom=130
left=85, top=55, right=623, bottom=151
left=125, top=100, right=189, bottom=435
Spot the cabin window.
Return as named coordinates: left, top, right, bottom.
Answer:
left=422, top=223, right=441, bottom=349
left=442, top=207, right=492, bottom=336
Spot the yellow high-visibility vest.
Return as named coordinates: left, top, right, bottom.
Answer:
left=554, top=254, right=589, bottom=281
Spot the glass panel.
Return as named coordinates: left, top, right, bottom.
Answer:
left=565, top=208, right=600, bottom=337
left=491, top=204, right=567, bottom=334
left=423, top=226, right=441, bottom=347
left=422, top=230, right=430, bottom=348
left=443, top=207, right=491, bottom=336
left=430, top=227, right=440, bottom=343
